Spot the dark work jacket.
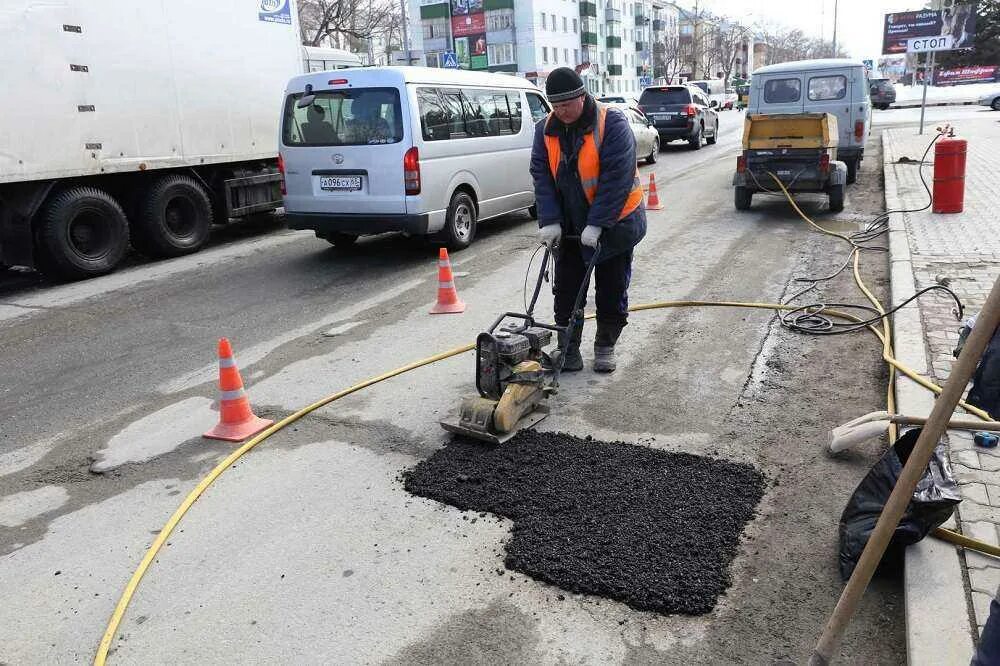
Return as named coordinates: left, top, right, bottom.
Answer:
left=529, top=95, right=646, bottom=262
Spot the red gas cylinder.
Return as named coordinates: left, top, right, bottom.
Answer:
left=933, top=133, right=967, bottom=214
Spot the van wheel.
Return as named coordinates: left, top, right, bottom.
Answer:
left=438, top=191, right=477, bottom=250
left=706, top=122, right=718, bottom=145
left=846, top=159, right=858, bottom=185
left=645, top=138, right=659, bottom=164
left=133, top=175, right=212, bottom=258
left=36, top=186, right=129, bottom=280
left=527, top=204, right=538, bottom=219
left=734, top=186, right=752, bottom=211
left=828, top=184, right=845, bottom=213
left=323, top=233, right=358, bottom=248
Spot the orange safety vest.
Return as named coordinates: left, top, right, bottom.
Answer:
left=544, top=104, right=644, bottom=221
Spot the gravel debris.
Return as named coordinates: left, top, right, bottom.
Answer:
left=403, top=430, right=766, bottom=615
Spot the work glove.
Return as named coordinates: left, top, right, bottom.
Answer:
left=581, top=225, right=602, bottom=249
left=538, top=224, right=561, bottom=247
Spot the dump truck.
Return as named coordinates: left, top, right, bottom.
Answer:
left=0, top=0, right=304, bottom=280
left=732, top=113, right=848, bottom=213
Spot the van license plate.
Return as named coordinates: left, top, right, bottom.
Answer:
left=319, top=176, right=362, bottom=191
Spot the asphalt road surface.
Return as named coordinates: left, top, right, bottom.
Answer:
left=1, top=108, right=909, bottom=663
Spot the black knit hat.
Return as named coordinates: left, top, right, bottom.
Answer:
left=546, top=67, right=586, bottom=102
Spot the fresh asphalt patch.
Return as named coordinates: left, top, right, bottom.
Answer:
left=403, top=430, right=767, bottom=615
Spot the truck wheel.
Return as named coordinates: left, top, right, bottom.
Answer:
left=706, top=122, right=718, bottom=145
left=688, top=125, right=702, bottom=150
left=436, top=191, right=477, bottom=250
left=133, top=175, right=212, bottom=258
left=846, top=159, right=859, bottom=185
left=734, top=186, right=752, bottom=211
left=828, top=184, right=845, bottom=213
left=36, top=186, right=129, bottom=280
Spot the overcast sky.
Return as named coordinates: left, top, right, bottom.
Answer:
left=698, top=0, right=930, bottom=61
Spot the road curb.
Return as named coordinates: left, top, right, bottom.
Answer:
left=882, top=129, right=976, bottom=664
left=890, top=100, right=978, bottom=110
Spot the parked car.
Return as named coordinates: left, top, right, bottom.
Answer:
left=979, top=88, right=1000, bottom=111
left=598, top=95, right=639, bottom=106
left=638, top=85, right=719, bottom=150
left=280, top=67, right=550, bottom=251
left=723, top=88, right=739, bottom=109
left=748, top=58, right=872, bottom=184
left=869, top=78, right=896, bottom=110
left=618, top=107, right=660, bottom=164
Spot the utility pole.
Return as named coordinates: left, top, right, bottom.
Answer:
left=831, top=0, right=838, bottom=56
left=400, top=0, right=411, bottom=65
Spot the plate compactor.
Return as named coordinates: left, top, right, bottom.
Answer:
left=440, top=240, right=598, bottom=444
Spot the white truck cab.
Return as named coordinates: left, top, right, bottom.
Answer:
left=748, top=59, right=872, bottom=184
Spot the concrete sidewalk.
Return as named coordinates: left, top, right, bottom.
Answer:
left=884, top=115, right=1000, bottom=664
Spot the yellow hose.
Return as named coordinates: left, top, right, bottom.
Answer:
left=94, top=187, right=995, bottom=663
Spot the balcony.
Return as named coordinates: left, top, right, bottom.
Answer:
left=605, top=8, right=622, bottom=22
left=652, top=18, right=665, bottom=31
left=484, top=0, right=514, bottom=8
left=606, top=36, right=621, bottom=48
left=581, top=31, right=598, bottom=46
left=579, top=1, right=597, bottom=17
left=607, top=64, right=623, bottom=76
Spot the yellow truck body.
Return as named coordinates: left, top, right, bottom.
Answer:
left=741, top=113, right=839, bottom=151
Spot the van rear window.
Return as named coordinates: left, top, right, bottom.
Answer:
left=763, top=78, right=801, bottom=104
left=282, top=87, right=403, bottom=146
left=808, top=75, right=847, bottom=101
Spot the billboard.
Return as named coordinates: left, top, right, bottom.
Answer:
left=258, top=0, right=292, bottom=24
left=469, top=33, right=488, bottom=70
left=936, top=65, right=1000, bottom=85
left=450, top=0, right=483, bottom=16
left=454, top=37, right=471, bottom=68
left=882, top=4, right=977, bottom=54
left=882, top=10, right=942, bottom=54
left=452, top=13, right=486, bottom=37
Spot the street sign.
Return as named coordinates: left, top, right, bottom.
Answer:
left=907, top=35, right=954, bottom=53
left=862, top=59, right=874, bottom=72
left=639, top=76, right=652, bottom=87
left=442, top=51, right=459, bottom=69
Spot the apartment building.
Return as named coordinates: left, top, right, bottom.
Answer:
left=408, top=0, right=667, bottom=98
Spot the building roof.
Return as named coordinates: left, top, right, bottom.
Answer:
left=753, top=58, right=866, bottom=75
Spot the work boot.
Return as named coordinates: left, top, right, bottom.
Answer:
left=551, top=322, right=584, bottom=372
left=593, top=323, right=623, bottom=373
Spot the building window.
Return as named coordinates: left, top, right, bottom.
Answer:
left=574, top=49, right=579, bottom=64
left=425, top=52, right=440, bottom=68
left=487, top=9, right=514, bottom=32
left=573, top=18, right=578, bottom=33
left=487, top=42, right=516, bottom=66
left=551, top=14, right=557, bottom=30
left=542, top=46, right=549, bottom=63
left=600, top=51, right=605, bottom=65
left=540, top=12, right=546, bottom=29
left=563, top=16, right=568, bottom=31
left=553, top=48, right=558, bottom=63
left=564, top=48, right=569, bottom=63
left=422, top=17, right=448, bottom=40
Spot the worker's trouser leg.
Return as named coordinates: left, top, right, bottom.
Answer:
left=553, top=241, right=633, bottom=346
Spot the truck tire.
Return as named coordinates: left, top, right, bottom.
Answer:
left=133, top=175, right=213, bottom=258
left=36, top=186, right=129, bottom=280
left=436, top=190, right=477, bottom=250
left=846, top=158, right=859, bottom=185
left=828, top=184, right=845, bottom=213
left=734, top=186, right=752, bottom=210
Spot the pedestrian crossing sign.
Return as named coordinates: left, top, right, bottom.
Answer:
left=442, top=51, right=459, bottom=69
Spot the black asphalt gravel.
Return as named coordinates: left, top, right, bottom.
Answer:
left=403, top=431, right=767, bottom=615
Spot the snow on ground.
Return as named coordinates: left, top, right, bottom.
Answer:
left=894, top=81, right=1000, bottom=103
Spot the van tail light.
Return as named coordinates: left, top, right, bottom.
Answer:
left=819, top=152, right=830, bottom=174
left=736, top=154, right=747, bottom=173
left=854, top=120, right=865, bottom=142
left=685, top=104, right=697, bottom=117
left=277, top=153, right=286, bottom=195
left=403, top=147, right=420, bottom=195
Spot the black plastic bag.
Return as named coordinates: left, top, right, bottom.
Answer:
left=838, top=427, right=962, bottom=581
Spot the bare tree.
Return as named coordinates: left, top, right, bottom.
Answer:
left=297, top=0, right=395, bottom=48
left=653, top=30, right=683, bottom=83
left=756, top=21, right=846, bottom=65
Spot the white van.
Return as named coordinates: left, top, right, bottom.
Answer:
left=688, top=79, right=726, bottom=109
left=748, top=59, right=872, bottom=184
left=279, top=67, right=551, bottom=250
left=301, top=46, right=364, bottom=73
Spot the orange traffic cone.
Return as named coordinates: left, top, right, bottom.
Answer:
left=646, top=174, right=664, bottom=210
left=430, top=248, right=466, bottom=314
left=203, top=338, right=273, bottom=442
